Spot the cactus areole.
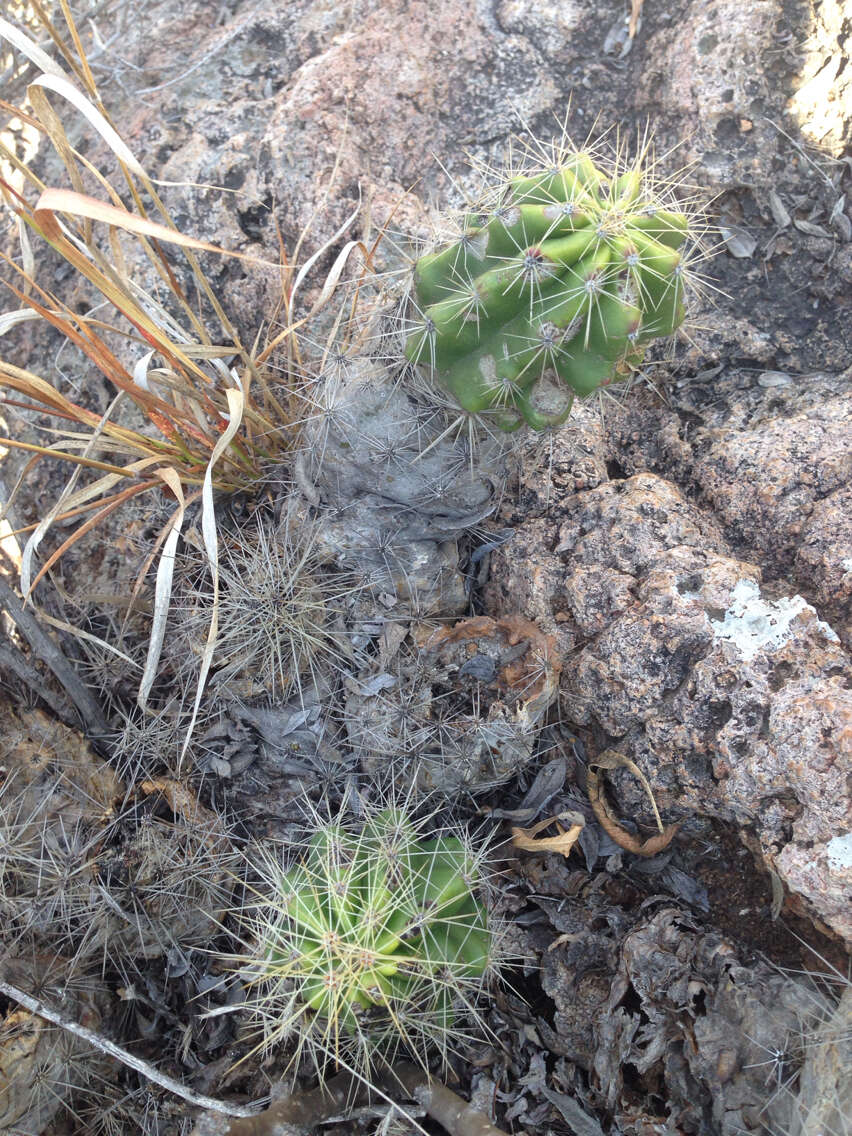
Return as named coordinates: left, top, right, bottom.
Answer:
left=252, top=808, right=492, bottom=1065
left=405, top=152, right=691, bottom=430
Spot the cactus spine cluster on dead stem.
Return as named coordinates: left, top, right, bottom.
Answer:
left=405, top=150, right=692, bottom=430
left=242, top=806, right=493, bottom=1073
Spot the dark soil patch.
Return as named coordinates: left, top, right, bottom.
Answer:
left=694, top=819, right=850, bottom=976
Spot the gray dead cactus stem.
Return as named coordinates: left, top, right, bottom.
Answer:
left=284, top=354, right=563, bottom=794
left=296, top=357, right=510, bottom=617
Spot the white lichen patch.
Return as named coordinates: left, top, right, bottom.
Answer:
left=710, top=578, right=839, bottom=661
left=825, top=832, right=852, bottom=874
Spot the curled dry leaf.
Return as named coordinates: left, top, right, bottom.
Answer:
left=511, top=812, right=585, bottom=857
left=587, top=750, right=682, bottom=858
left=139, top=776, right=216, bottom=825
left=138, top=777, right=233, bottom=880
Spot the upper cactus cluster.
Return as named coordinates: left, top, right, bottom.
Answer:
left=405, top=151, right=692, bottom=429
left=242, top=806, right=493, bottom=1073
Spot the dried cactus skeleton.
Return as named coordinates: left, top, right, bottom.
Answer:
left=347, top=615, right=561, bottom=794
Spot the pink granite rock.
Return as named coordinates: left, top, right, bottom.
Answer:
left=603, top=373, right=852, bottom=650
left=487, top=473, right=852, bottom=943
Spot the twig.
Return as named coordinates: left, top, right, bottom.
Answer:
left=0, top=576, right=109, bottom=738
left=0, top=976, right=259, bottom=1120
left=190, top=1062, right=511, bottom=1136
left=0, top=641, right=75, bottom=723
left=394, top=1063, right=509, bottom=1136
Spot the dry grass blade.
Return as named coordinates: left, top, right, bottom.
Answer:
left=629, top=0, right=644, bottom=39
left=0, top=3, right=375, bottom=718
left=0, top=16, right=66, bottom=78
left=137, top=470, right=187, bottom=710
left=32, top=186, right=258, bottom=260
left=19, top=390, right=128, bottom=598
left=178, top=387, right=245, bottom=763
left=586, top=749, right=683, bottom=857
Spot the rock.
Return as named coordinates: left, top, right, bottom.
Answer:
left=692, top=391, right=852, bottom=641
left=604, top=371, right=852, bottom=649
left=521, top=402, right=612, bottom=499
left=636, top=0, right=790, bottom=187
left=486, top=472, right=852, bottom=943
left=794, top=482, right=852, bottom=651
left=792, top=985, right=852, bottom=1136
left=786, top=0, right=852, bottom=158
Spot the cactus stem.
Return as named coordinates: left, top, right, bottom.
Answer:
left=405, top=136, right=703, bottom=427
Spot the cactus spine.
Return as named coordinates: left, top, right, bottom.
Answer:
left=405, top=149, right=693, bottom=430
left=239, top=804, right=496, bottom=1074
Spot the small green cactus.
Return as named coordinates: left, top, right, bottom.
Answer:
left=236, top=803, right=497, bottom=1076
left=405, top=146, right=696, bottom=430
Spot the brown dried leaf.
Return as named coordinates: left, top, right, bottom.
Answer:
left=511, top=811, right=585, bottom=857
left=587, top=750, right=682, bottom=858
left=139, top=777, right=224, bottom=842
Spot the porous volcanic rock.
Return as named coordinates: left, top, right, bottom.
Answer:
left=486, top=472, right=852, bottom=943
left=604, top=370, right=852, bottom=650
left=19, top=0, right=842, bottom=365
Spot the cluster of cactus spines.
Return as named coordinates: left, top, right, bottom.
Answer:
left=405, top=145, right=694, bottom=430
left=170, top=515, right=362, bottom=702
left=238, top=803, right=496, bottom=1075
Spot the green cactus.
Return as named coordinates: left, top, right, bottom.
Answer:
left=237, top=804, right=496, bottom=1076
left=405, top=149, right=694, bottom=430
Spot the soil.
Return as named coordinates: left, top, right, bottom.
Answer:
left=692, top=821, right=848, bottom=977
